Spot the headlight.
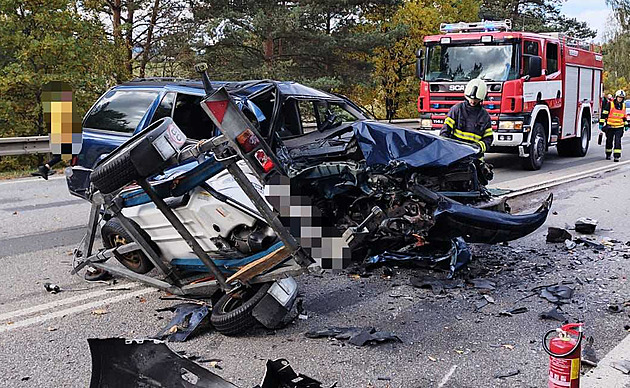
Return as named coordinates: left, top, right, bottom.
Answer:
left=498, top=121, right=523, bottom=130
left=421, top=119, right=433, bottom=128
left=64, top=167, right=73, bottom=178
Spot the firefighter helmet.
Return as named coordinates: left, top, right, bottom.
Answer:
left=615, top=89, right=626, bottom=99
left=464, top=79, right=488, bottom=101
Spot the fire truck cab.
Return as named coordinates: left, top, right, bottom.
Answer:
left=416, top=20, right=604, bottom=170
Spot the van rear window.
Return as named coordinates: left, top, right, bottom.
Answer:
left=83, top=90, right=159, bottom=133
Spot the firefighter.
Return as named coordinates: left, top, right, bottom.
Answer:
left=600, top=89, right=628, bottom=162
left=440, top=78, right=494, bottom=183
left=440, top=78, right=493, bottom=154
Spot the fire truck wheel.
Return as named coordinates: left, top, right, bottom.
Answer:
left=521, top=122, right=546, bottom=170
left=557, top=117, right=590, bottom=157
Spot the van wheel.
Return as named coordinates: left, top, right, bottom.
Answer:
left=101, top=218, right=155, bottom=274
left=521, top=122, right=546, bottom=170
left=211, top=283, right=271, bottom=336
left=557, top=117, right=590, bottom=157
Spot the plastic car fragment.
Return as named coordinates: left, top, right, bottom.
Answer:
left=88, top=338, right=327, bottom=388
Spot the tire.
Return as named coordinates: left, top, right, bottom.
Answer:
left=521, top=122, right=547, bottom=170
left=557, top=117, right=590, bottom=157
left=211, top=283, right=272, bottom=336
left=101, top=218, right=155, bottom=274
left=90, top=150, right=140, bottom=194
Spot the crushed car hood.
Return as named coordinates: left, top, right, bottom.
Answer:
left=352, top=121, right=480, bottom=169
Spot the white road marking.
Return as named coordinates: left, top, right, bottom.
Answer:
left=0, top=283, right=139, bottom=322
left=496, top=160, right=630, bottom=196
left=0, top=288, right=152, bottom=333
left=0, top=175, right=65, bottom=186
left=581, top=333, right=630, bottom=388
left=437, top=365, right=457, bottom=388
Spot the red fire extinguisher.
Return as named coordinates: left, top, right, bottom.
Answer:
left=543, top=323, right=584, bottom=388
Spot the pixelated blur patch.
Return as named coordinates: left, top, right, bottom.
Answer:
left=42, top=81, right=82, bottom=156
left=264, top=175, right=352, bottom=270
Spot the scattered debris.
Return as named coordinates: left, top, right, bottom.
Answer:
left=610, top=360, right=630, bottom=374
left=155, top=303, right=210, bottom=342
left=565, top=240, right=577, bottom=250
left=539, top=307, right=567, bottom=322
left=607, top=303, right=624, bottom=314
left=89, top=338, right=328, bottom=387
left=547, top=227, right=572, bottom=243
left=540, top=285, right=574, bottom=304
left=469, top=278, right=496, bottom=291
left=494, top=369, right=520, bottom=378
left=428, top=356, right=437, bottom=362
left=410, top=275, right=463, bottom=294
left=575, top=238, right=605, bottom=250
left=91, top=309, right=108, bottom=316
left=43, top=283, right=60, bottom=294
left=575, top=218, right=598, bottom=234
left=483, top=295, right=495, bottom=304
left=47, top=327, right=58, bottom=332
left=389, top=293, right=414, bottom=301
left=498, top=307, right=528, bottom=317
left=20, top=376, right=29, bottom=382
left=581, top=337, right=598, bottom=367
left=305, top=327, right=402, bottom=346
left=501, top=344, right=515, bottom=350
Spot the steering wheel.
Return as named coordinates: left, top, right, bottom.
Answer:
left=321, top=109, right=342, bottom=131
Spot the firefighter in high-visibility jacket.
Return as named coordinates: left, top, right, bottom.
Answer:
left=600, top=89, right=628, bottom=162
left=440, top=78, right=494, bottom=155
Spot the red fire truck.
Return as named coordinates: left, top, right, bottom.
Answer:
left=416, top=20, right=604, bottom=170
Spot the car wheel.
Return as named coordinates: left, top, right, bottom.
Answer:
left=101, top=218, right=155, bottom=274
left=521, top=122, right=546, bottom=170
left=210, top=283, right=271, bottom=336
left=90, top=149, right=140, bottom=194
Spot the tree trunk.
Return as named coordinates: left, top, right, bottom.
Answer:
left=140, top=0, right=160, bottom=78
left=264, top=35, right=273, bottom=65
left=125, top=2, right=135, bottom=75
left=111, top=0, right=122, bottom=43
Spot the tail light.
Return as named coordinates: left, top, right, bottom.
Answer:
left=236, top=129, right=260, bottom=153
left=254, top=149, right=275, bottom=173
left=70, top=156, right=78, bottom=166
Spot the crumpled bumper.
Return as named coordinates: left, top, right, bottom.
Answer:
left=428, top=193, right=553, bottom=244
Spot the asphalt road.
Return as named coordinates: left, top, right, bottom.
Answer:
left=0, top=156, right=629, bottom=387
left=487, top=131, right=630, bottom=190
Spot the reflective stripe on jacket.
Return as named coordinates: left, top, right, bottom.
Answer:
left=440, top=101, right=493, bottom=153
left=607, top=103, right=625, bottom=128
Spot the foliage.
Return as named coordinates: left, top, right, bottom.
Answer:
left=0, top=0, right=121, bottom=171
left=601, top=2, right=630, bottom=95
left=365, top=0, right=480, bottom=120
left=480, top=0, right=596, bottom=40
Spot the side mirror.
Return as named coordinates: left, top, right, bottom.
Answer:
left=527, top=56, right=542, bottom=78
left=416, top=49, right=424, bottom=79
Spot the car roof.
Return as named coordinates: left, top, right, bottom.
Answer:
left=117, top=78, right=343, bottom=101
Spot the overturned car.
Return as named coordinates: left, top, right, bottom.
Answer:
left=72, top=70, right=551, bottom=335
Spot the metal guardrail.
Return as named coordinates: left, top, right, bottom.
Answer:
left=0, top=119, right=424, bottom=157
left=0, top=136, right=50, bottom=157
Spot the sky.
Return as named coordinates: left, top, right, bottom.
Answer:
left=561, top=0, right=613, bottom=42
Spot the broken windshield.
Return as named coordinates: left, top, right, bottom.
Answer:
left=425, top=43, right=518, bottom=82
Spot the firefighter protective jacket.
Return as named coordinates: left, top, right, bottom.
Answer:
left=440, top=102, right=493, bottom=153
left=601, top=99, right=627, bottom=129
